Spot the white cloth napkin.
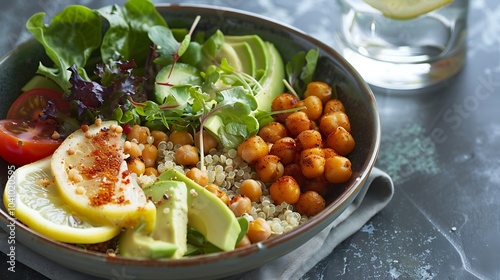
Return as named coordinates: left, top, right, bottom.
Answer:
left=0, top=167, right=393, bottom=280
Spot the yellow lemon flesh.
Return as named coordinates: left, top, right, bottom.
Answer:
left=3, top=157, right=120, bottom=243
left=364, top=0, right=453, bottom=20
left=51, top=121, right=156, bottom=232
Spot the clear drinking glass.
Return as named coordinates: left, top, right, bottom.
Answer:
left=334, top=0, right=469, bottom=90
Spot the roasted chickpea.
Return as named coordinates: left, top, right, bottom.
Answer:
left=247, top=217, right=272, bottom=243
left=237, top=135, right=269, bottom=164
left=283, top=163, right=307, bottom=189
left=298, top=95, right=323, bottom=121
left=322, top=147, right=338, bottom=159
left=124, top=140, right=141, bottom=158
left=258, top=122, right=288, bottom=143
left=305, top=175, right=330, bottom=198
left=194, top=130, right=219, bottom=154
left=151, top=130, right=168, bottom=147
left=126, top=156, right=145, bottom=176
left=324, top=155, right=352, bottom=183
left=285, top=111, right=312, bottom=137
left=255, top=155, right=284, bottom=183
left=271, top=93, right=299, bottom=123
left=142, top=144, right=158, bottom=167
left=236, top=235, right=251, bottom=248
left=126, top=124, right=141, bottom=142
left=319, top=111, right=351, bottom=137
left=296, top=129, right=323, bottom=150
left=269, top=137, right=297, bottom=165
left=326, top=126, right=355, bottom=156
left=144, top=167, right=159, bottom=177
left=186, top=167, right=209, bottom=186
left=205, top=183, right=229, bottom=205
left=229, top=195, right=252, bottom=217
left=239, top=179, right=263, bottom=203
left=323, top=98, right=345, bottom=114
left=269, top=175, right=301, bottom=204
left=295, top=191, right=326, bottom=217
left=300, top=154, right=325, bottom=178
left=127, top=124, right=150, bottom=144
left=303, top=81, right=332, bottom=104
left=300, top=147, right=325, bottom=160
left=169, top=130, right=194, bottom=146
left=175, top=145, right=199, bottom=166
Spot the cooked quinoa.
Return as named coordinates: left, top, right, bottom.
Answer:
left=140, top=140, right=309, bottom=236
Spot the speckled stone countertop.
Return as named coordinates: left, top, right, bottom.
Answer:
left=1, top=0, right=500, bottom=279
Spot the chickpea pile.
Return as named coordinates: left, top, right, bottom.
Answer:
left=240, top=81, right=355, bottom=217
left=121, top=81, right=355, bottom=248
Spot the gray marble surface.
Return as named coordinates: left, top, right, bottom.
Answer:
left=1, top=0, right=500, bottom=279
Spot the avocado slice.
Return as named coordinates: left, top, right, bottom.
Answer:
left=118, top=226, right=178, bottom=259
left=158, top=169, right=241, bottom=252
left=119, top=180, right=189, bottom=259
left=144, top=180, right=189, bottom=258
left=221, top=41, right=256, bottom=77
left=201, top=33, right=285, bottom=140
left=254, top=41, right=285, bottom=112
left=223, top=35, right=285, bottom=111
left=224, top=35, right=267, bottom=77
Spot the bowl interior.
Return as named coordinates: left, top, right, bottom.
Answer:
left=0, top=4, right=379, bottom=279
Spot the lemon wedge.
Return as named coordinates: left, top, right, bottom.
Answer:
left=3, top=157, right=120, bottom=243
left=364, top=0, right=453, bottom=20
left=51, top=121, right=156, bottom=232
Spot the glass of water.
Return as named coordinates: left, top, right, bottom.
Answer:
left=334, top=0, right=469, bottom=90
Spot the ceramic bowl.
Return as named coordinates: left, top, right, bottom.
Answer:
left=0, top=4, right=380, bottom=279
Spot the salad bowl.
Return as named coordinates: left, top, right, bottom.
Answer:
left=0, top=3, right=380, bottom=279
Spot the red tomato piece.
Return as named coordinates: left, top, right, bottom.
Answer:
left=0, top=119, right=62, bottom=166
left=6, top=88, right=69, bottom=121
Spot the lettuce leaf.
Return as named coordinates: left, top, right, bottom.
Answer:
left=97, top=0, right=167, bottom=67
left=26, top=5, right=102, bottom=92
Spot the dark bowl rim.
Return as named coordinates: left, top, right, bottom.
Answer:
left=0, top=2, right=380, bottom=270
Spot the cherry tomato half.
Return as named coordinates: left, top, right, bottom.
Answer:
left=0, top=119, right=62, bottom=166
left=6, top=88, right=69, bottom=121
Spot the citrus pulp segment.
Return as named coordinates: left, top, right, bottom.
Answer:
left=51, top=121, right=156, bottom=232
left=364, top=0, right=453, bottom=20
left=3, top=157, right=121, bottom=243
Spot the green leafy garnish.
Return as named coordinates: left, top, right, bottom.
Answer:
left=196, top=85, right=259, bottom=149
left=185, top=227, right=223, bottom=256
left=97, top=0, right=167, bottom=67
left=26, top=5, right=102, bottom=92
left=286, top=48, right=319, bottom=97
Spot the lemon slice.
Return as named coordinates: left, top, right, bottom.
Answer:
left=3, top=157, right=120, bottom=243
left=51, top=121, right=156, bottom=232
left=364, top=0, right=453, bottom=20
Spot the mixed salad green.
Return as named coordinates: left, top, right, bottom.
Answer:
left=29, top=0, right=318, bottom=149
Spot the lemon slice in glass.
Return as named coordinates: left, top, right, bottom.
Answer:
left=3, top=156, right=120, bottom=243
left=364, top=0, right=453, bottom=20
left=51, top=121, right=156, bottom=232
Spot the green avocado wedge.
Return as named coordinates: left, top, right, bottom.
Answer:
left=118, top=180, right=189, bottom=259
left=118, top=227, right=178, bottom=259
left=254, top=41, right=285, bottom=112
left=224, top=35, right=267, bottom=79
left=201, top=33, right=285, bottom=141
left=144, top=180, right=189, bottom=258
left=221, top=41, right=256, bottom=76
left=159, top=169, right=241, bottom=252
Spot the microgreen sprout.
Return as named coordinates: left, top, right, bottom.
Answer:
left=155, top=15, right=201, bottom=88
